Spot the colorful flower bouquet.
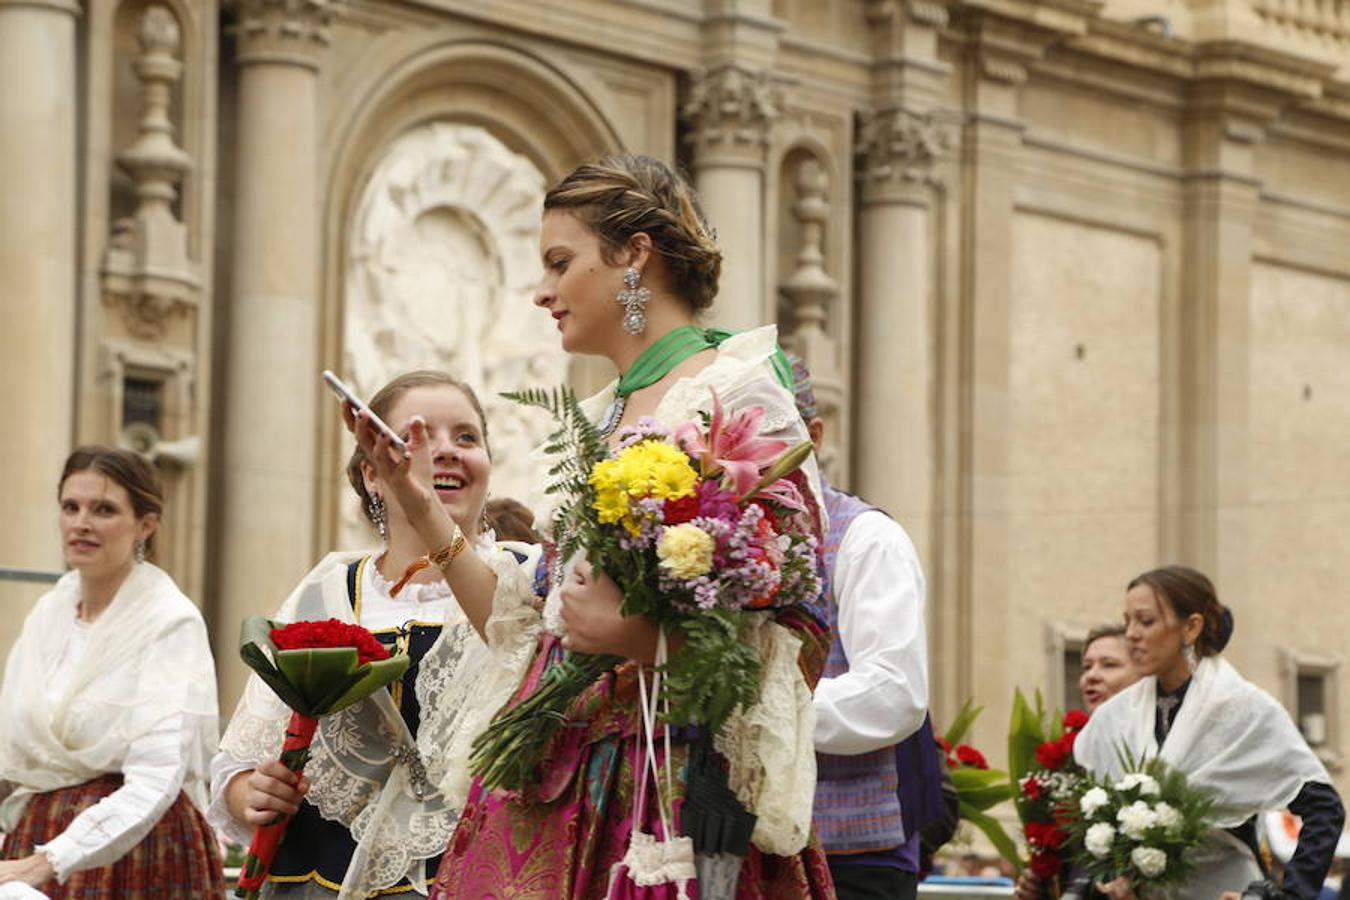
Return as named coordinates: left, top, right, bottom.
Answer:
left=233, top=617, right=409, bottom=899
left=941, top=699, right=1021, bottom=867
left=1062, top=754, right=1213, bottom=896
left=469, top=386, right=821, bottom=792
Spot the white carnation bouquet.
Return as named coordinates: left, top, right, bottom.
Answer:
left=1064, top=754, right=1214, bottom=896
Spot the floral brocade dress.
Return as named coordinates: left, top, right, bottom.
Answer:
left=427, top=326, right=837, bottom=900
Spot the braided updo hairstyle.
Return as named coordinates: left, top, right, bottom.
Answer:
left=1127, top=565, right=1235, bottom=657
left=543, top=154, right=722, bottom=312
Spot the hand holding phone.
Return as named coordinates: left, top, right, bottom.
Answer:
left=323, top=370, right=408, bottom=454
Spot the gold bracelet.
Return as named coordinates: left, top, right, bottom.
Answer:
left=429, top=528, right=467, bottom=569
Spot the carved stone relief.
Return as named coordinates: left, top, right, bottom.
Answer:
left=341, top=122, right=568, bottom=546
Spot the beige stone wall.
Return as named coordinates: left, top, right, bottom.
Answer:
left=1005, top=212, right=1163, bottom=710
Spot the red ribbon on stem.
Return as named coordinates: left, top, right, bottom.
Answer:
left=234, top=711, right=319, bottom=898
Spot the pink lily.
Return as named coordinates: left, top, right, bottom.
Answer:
left=674, top=388, right=789, bottom=496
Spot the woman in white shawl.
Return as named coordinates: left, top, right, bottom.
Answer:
left=348, top=154, right=833, bottom=899
left=1075, top=566, right=1344, bottom=900
left=208, top=370, right=543, bottom=898
left=0, top=446, right=221, bottom=898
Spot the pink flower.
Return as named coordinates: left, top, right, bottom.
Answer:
left=674, top=389, right=788, bottom=496
left=695, top=481, right=740, bottom=521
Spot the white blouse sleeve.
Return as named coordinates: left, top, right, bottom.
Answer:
left=37, top=713, right=190, bottom=881
left=205, top=750, right=255, bottom=847
left=813, top=511, right=929, bottom=755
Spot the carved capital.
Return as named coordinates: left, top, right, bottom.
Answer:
left=227, top=0, right=335, bottom=68
left=682, top=65, right=780, bottom=165
left=856, top=107, right=951, bottom=197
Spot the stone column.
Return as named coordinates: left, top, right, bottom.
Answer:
left=854, top=108, right=947, bottom=567
left=216, top=0, right=333, bottom=705
left=683, top=65, right=778, bottom=330
left=1175, top=81, right=1266, bottom=646
left=0, top=0, right=80, bottom=578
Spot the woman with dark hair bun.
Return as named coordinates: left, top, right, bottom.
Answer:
left=1075, top=565, right=1345, bottom=900
left=0, top=446, right=222, bottom=897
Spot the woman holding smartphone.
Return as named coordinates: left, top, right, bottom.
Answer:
left=208, top=370, right=543, bottom=898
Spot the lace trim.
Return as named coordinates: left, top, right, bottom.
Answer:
left=714, top=619, right=816, bottom=856
left=418, top=547, right=543, bottom=808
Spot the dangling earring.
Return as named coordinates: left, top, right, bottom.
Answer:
left=134, top=539, right=147, bottom=564
left=1183, top=641, right=1198, bottom=674
left=616, top=266, right=650, bottom=336
left=479, top=493, right=492, bottom=539
left=369, top=493, right=387, bottom=540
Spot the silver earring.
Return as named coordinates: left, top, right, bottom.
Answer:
left=369, top=493, right=387, bottom=540
left=1183, top=641, right=1198, bottom=674
left=134, top=540, right=146, bottom=564
left=616, top=267, right=650, bottom=336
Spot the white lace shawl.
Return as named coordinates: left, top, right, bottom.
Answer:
left=212, top=542, right=542, bottom=897
left=1075, top=656, right=1332, bottom=828
left=0, top=564, right=218, bottom=829
left=516, top=324, right=825, bottom=856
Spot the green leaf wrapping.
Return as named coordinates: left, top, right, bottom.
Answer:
left=237, top=616, right=410, bottom=718
left=950, top=766, right=1015, bottom=812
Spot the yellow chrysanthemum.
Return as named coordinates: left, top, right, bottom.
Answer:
left=657, top=523, right=716, bottom=579
left=593, top=485, right=630, bottom=525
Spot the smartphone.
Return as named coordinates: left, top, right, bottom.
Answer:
left=322, top=370, right=409, bottom=454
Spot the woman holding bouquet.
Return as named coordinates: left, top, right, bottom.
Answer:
left=0, top=447, right=222, bottom=898
left=209, top=370, right=545, bottom=897
left=1074, top=566, right=1344, bottom=900
left=349, top=154, right=834, bottom=898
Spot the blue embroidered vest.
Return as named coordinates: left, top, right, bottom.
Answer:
left=813, top=484, right=942, bottom=856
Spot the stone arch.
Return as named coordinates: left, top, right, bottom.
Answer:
left=320, top=38, right=624, bottom=546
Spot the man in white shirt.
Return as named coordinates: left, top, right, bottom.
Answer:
left=791, top=355, right=937, bottom=900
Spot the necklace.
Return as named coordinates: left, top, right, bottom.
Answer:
left=598, top=325, right=721, bottom=437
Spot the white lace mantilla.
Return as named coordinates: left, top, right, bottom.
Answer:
left=211, top=543, right=542, bottom=897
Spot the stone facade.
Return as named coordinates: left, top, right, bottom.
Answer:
left=1, top=0, right=1347, bottom=798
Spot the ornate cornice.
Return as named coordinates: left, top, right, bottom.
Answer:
left=227, top=0, right=335, bottom=68
left=682, top=64, right=781, bottom=165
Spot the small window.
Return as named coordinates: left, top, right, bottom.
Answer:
left=122, top=376, right=163, bottom=431
left=1297, top=671, right=1329, bottom=747
left=1063, top=645, right=1084, bottom=711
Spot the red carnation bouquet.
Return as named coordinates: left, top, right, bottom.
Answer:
left=1009, top=690, right=1090, bottom=892
left=233, top=616, right=409, bottom=899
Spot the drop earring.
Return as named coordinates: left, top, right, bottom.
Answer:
left=369, top=493, right=387, bottom=540
left=616, top=266, right=650, bottom=336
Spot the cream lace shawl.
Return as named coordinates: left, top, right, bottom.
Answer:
left=0, top=564, right=218, bottom=830
left=442, top=324, right=825, bottom=856
left=213, top=542, right=541, bottom=898
left=1075, top=655, right=1332, bottom=829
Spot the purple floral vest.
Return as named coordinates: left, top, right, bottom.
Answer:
left=813, top=485, right=939, bottom=855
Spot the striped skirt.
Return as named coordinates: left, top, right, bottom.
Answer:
left=2, top=773, right=224, bottom=899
